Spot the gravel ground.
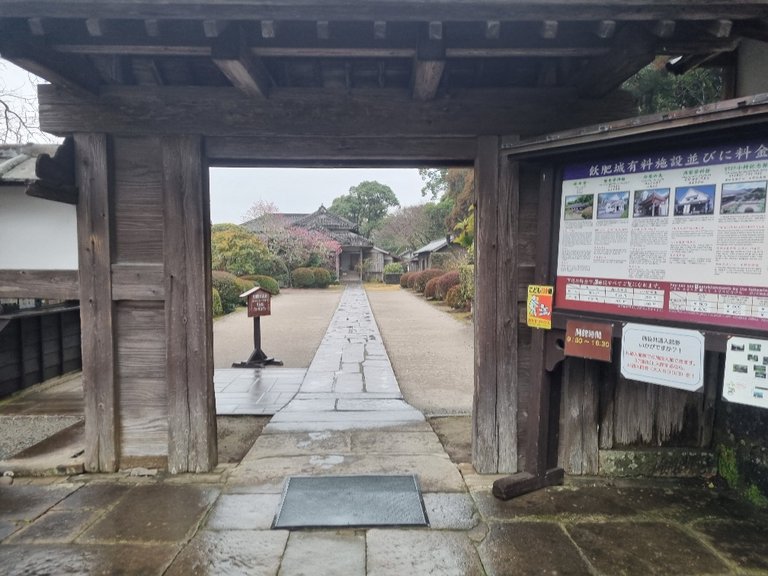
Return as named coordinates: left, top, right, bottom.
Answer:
left=0, top=415, right=83, bottom=460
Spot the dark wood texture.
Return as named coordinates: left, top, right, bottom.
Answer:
left=206, top=136, right=477, bottom=165
left=412, top=58, right=445, bottom=101
left=111, top=264, right=165, bottom=300
left=0, top=306, right=81, bottom=398
left=163, top=135, right=217, bottom=473
left=212, top=26, right=272, bottom=98
left=0, top=270, right=79, bottom=300
left=75, top=133, right=117, bottom=473
left=558, top=357, right=600, bottom=474
left=38, top=85, right=636, bottom=138
left=492, top=467, right=564, bottom=500
left=473, top=136, right=519, bottom=473
left=3, top=2, right=767, bottom=21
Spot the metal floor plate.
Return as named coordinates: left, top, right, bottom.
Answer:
left=273, top=474, right=429, bottom=529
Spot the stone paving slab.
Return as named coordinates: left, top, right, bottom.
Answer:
left=477, top=522, right=590, bottom=576
left=691, top=518, right=768, bottom=572
left=367, top=529, right=485, bottom=576
left=0, top=484, right=77, bottom=527
left=229, top=454, right=467, bottom=493
left=279, top=531, right=366, bottom=576
left=422, top=492, right=479, bottom=530
left=165, top=530, right=288, bottom=576
left=206, top=493, right=282, bottom=530
left=0, top=543, right=181, bottom=576
left=79, top=484, right=219, bottom=543
left=6, top=508, right=99, bottom=543
left=214, top=368, right=305, bottom=416
left=567, top=520, right=731, bottom=575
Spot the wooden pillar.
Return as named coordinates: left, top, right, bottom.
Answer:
left=472, top=135, right=518, bottom=473
left=75, top=133, right=117, bottom=472
left=163, top=135, right=217, bottom=473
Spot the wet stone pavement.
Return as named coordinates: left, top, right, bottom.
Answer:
left=1, top=284, right=768, bottom=574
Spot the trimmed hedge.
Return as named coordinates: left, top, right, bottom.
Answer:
left=384, top=262, right=404, bottom=274
left=292, top=267, right=315, bottom=288
left=424, top=277, right=440, bottom=299
left=414, top=268, right=443, bottom=293
left=240, top=274, right=279, bottom=295
left=312, top=267, right=332, bottom=288
left=445, top=285, right=462, bottom=309
left=459, top=264, right=475, bottom=308
left=400, top=271, right=413, bottom=288
left=212, top=288, right=224, bottom=317
left=212, top=271, right=246, bottom=313
left=436, top=270, right=460, bottom=300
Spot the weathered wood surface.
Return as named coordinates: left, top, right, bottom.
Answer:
left=111, top=264, right=165, bottom=301
left=473, top=135, right=501, bottom=473
left=75, top=133, right=117, bottom=473
left=3, top=1, right=767, bottom=21
left=206, top=136, right=477, bottom=165
left=0, top=270, right=79, bottom=300
left=558, top=357, right=600, bottom=474
left=163, top=135, right=217, bottom=474
left=38, top=85, right=636, bottom=138
left=115, top=301, right=168, bottom=460
left=113, top=136, right=164, bottom=264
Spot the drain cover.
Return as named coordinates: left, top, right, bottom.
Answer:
left=273, top=474, right=428, bottom=529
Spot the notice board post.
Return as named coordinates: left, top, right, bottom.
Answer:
left=232, top=287, right=283, bottom=368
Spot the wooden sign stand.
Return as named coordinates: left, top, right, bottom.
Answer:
left=232, top=287, right=283, bottom=368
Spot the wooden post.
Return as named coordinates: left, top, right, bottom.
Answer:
left=75, top=133, right=118, bottom=472
left=472, top=135, right=518, bottom=473
left=163, top=135, right=217, bottom=473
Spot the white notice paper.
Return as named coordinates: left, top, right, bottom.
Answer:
left=621, top=323, right=705, bottom=391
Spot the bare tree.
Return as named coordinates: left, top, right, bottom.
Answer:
left=0, top=60, right=55, bottom=144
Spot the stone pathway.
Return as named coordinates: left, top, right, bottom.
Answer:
left=265, top=284, right=423, bottom=432
left=1, top=284, right=768, bottom=575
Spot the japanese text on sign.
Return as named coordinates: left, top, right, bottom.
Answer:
left=527, top=285, right=553, bottom=329
left=565, top=320, right=613, bottom=362
left=621, top=324, right=704, bottom=391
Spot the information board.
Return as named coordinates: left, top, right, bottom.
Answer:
left=555, top=139, right=768, bottom=330
left=723, top=336, right=768, bottom=409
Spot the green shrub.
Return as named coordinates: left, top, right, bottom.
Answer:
left=459, top=264, right=475, bottom=307
left=424, top=277, right=440, bottom=299
left=414, top=268, right=443, bottom=293
left=292, top=267, right=316, bottom=288
left=407, top=272, right=421, bottom=289
left=240, top=274, right=280, bottom=295
left=312, top=267, right=332, bottom=288
left=384, top=262, right=404, bottom=274
left=212, top=271, right=244, bottom=313
left=400, top=272, right=412, bottom=288
left=254, top=256, right=289, bottom=286
left=436, top=270, right=460, bottom=300
left=445, top=285, right=462, bottom=309
left=212, top=288, right=224, bottom=317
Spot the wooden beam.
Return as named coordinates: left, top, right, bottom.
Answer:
left=261, top=19, right=277, bottom=38
left=0, top=270, right=79, bottom=300
left=317, top=20, right=330, bottom=40
left=212, top=27, right=272, bottom=98
left=651, top=19, right=677, bottom=38
left=412, top=59, right=445, bottom=101
left=27, top=18, right=45, bottom=36
left=0, top=38, right=101, bottom=97
left=75, top=133, right=118, bottom=473
left=2, top=2, right=768, bottom=22
left=144, top=19, right=159, bottom=37
left=202, top=19, right=223, bottom=38
left=540, top=20, right=559, bottom=39
left=575, top=25, right=656, bottom=97
left=706, top=19, right=733, bottom=38
left=111, top=263, right=164, bottom=300
left=26, top=180, right=78, bottom=205
left=163, top=135, right=216, bottom=473
left=446, top=46, right=610, bottom=58
left=473, top=135, right=501, bottom=473
left=485, top=20, right=501, bottom=39
left=85, top=18, right=104, bottom=37
left=206, top=135, right=477, bottom=165
left=131, top=57, right=163, bottom=85
left=595, top=20, right=616, bottom=39
left=374, top=20, right=387, bottom=40
left=428, top=21, right=443, bottom=41
left=38, top=84, right=636, bottom=138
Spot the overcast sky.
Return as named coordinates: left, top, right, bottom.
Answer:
left=2, top=59, right=429, bottom=223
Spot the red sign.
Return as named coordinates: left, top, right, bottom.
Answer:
left=247, top=289, right=271, bottom=317
left=565, top=319, right=613, bottom=362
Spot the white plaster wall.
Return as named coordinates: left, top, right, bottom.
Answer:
left=737, top=40, right=768, bottom=97
left=0, top=185, right=78, bottom=269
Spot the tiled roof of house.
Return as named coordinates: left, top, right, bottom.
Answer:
left=0, top=144, right=58, bottom=184
left=293, top=205, right=356, bottom=231
left=413, top=237, right=450, bottom=255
